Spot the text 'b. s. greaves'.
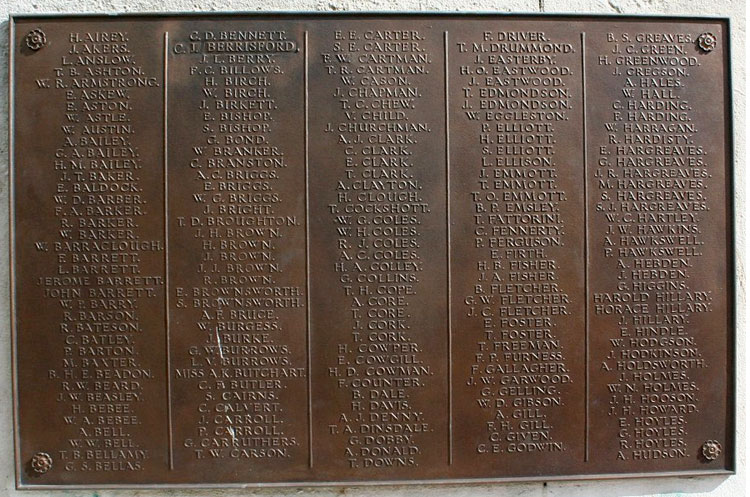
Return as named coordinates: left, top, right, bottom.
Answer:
left=10, top=13, right=735, bottom=488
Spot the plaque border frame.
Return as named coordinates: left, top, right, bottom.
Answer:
left=8, top=12, right=737, bottom=489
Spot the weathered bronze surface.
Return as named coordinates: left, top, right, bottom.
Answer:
left=10, top=13, right=734, bottom=488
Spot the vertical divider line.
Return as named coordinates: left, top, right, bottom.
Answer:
left=444, top=30, right=453, bottom=467
left=581, top=31, right=589, bottom=464
left=163, top=31, right=174, bottom=471
left=304, top=30, right=313, bottom=469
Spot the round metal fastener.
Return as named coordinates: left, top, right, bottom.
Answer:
left=30, top=452, right=53, bottom=474
left=701, top=440, right=722, bottom=461
left=697, top=32, right=717, bottom=52
left=25, top=29, right=47, bottom=51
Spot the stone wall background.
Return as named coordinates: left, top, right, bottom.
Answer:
left=1, top=1, right=744, bottom=496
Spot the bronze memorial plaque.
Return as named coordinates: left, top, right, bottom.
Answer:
left=10, top=13, right=735, bottom=488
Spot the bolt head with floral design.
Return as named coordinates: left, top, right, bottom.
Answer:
left=30, top=452, right=52, bottom=474
left=701, top=440, right=722, bottom=461
left=697, top=32, right=717, bottom=52
left=25, top=29, right=47, bottom=51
